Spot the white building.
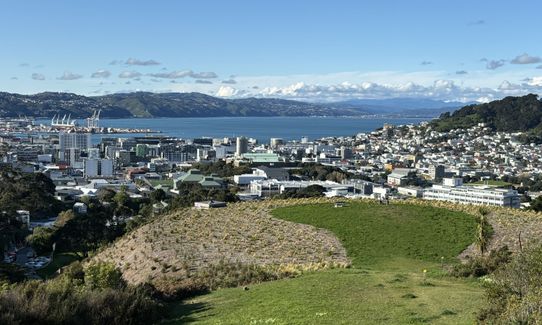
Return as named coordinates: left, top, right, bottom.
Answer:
left=398, top=186, right=423, bottom=198
left=248, top=179, right=343, bottom=197
left=233, top=174, right=267, bottom=186
left=443, top=177, right=463, bottom=187
left=424, top=184, right=520, bottom=208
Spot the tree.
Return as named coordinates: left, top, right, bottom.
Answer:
left=55, top=210, right=75, bottom=228
left=26, top=227, right=55, bottom=255
left=84, top=262, right=125, bottom=290
left=150, top=189, right=166, bottom=203
left=529, top=195, right=542, bottom=212
left=475, top=208, right=491, bottom=255
left=97, top=188, right=116, bottom=203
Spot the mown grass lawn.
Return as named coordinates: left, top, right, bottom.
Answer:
left=273, top=202, right=477, bottom=269
left=165, top=201, right=485, bottom=324
left=468, top=180, right=512, bottom=187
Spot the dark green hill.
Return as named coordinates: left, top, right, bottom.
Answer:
left=432, top=94, right=542, bottom=133
left=0, top=91, right=360, bottom=118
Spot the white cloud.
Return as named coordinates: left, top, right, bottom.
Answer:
left=195, top=79, right=213, bottom=84
left=125, top=58, right=160, bottom=66
left=189, top=71, right=217, bottom=79
left=31, top=73, right=45, bottom=80
left=148, top=70, right=218, bottom=79
left=216, top=86, right=239, bottom=97
left=525, top=77, right=542, bottom=87
left=498, top=80, right=521, bottom=91
left=91, top=69, right=111, bottom=78
left=511, top=53, right=541, bottom=64
left=250, top=79, right=541, bottom=102
left=119, top=71, right=142, bottom=78
left=57, top=71, right=83, bottom=80
left=148, top=70, right=192, bottom=79
left=486, top=60, right=505, bottom=70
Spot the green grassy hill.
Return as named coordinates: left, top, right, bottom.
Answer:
left=166, top=201, right=484, bottom=324
left=431, top=94, right=542, bottom=134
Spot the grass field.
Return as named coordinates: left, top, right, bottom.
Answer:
left=165, top=201, right=485, bottom=324
left=149, top=179, right=174, bottom=187
left=273, top=202, right=477, bottom=269
left=468, top=180, right=512, bottom=187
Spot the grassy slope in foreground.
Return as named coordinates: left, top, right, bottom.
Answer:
left=167, top=201, right=484, bottom=324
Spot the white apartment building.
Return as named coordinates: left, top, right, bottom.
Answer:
left=424, top=184, right=520, bottom=208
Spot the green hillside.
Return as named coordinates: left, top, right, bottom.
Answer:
left=432, top=94, right=542, bottom=134
left=166, top=201, right=484, bottom=324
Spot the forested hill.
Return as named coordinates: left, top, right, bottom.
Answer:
left=431, top=94, right=542, bottom=133
left=0, top=91, right=361, bottom=118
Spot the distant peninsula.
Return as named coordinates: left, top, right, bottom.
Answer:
left=0, top=91, right=463, bottom=119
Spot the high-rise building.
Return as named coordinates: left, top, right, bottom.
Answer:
left=59, top=132, right=91, bottom=151
left=340, top=146, right=353, bottom=160
left=270, top=138, right=284, bottom=149
left=84, top=158, right=114, bottom=178
left=236, top=136, right=248, bottom=156
left=428, top=165, right=446, bottom=180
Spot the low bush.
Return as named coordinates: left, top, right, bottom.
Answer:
left=0, top=262, right=163, bottom=325
left=478, top=243, right=542, bottom=323
left=451, top=246, right=512, bottom=278
left=152, top=261, right=343, bottom=300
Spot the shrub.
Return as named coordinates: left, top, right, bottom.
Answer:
left=0, top=266, right=162, bottom=325
left=84, top=261, right=125, bottom=290
left=478, top=243, right=542, bottom=323
left=451, top=246, right=511, bottom=278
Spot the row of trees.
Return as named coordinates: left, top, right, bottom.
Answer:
left=291, top=164, right=350, bottom=182
left=190, top=161, right=251, bottom=178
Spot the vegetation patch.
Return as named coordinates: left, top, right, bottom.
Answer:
left=272, top=201, right=477, bottom=268
left=164, top=199, right=485, bottom=324
left=91, top=201, right=349, bottom=295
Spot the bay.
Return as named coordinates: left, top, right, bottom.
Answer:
left=37, top=116, right=429, bottom=144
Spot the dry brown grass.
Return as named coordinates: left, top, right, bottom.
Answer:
left=91, top=198, right=349, bottom=291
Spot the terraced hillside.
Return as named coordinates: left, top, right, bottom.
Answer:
left=92, top=201, right=349, bottom=290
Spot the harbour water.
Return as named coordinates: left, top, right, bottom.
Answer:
left=36, top=116, right=429, bottom=143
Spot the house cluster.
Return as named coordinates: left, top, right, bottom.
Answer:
left=2, top=119, right=540, bottom=212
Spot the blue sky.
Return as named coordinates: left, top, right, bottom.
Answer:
left=1, top=0, right=542, bottom=102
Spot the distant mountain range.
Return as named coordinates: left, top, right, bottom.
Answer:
left=0, top=91, right=464, bottom=119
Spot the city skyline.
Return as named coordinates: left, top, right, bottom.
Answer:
left=1, top=0, right=542, bottom=102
